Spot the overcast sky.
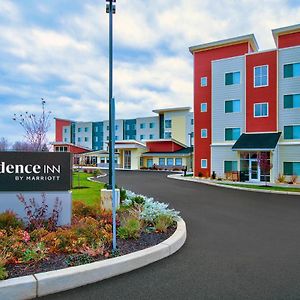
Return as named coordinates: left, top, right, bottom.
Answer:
left=0, top=0, right=299, bottom=144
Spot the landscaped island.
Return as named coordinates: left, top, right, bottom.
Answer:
left=0, top=172, right=180, bottom=280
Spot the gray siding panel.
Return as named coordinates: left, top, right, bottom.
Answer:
left=212, top=56, right=245, bottom=143
left=278, top=47, right=300, bottom=137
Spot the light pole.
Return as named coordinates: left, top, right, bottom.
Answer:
left=106, top=0, right=116, bottom=189
left=106, top=0, right=117, bottom=252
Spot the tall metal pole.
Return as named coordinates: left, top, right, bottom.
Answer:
left=108, top=0, right=114, bottom=189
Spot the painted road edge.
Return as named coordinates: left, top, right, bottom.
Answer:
left=168, top=174, right=300, bottom=196
left=0, top=218, right=186, bottom=299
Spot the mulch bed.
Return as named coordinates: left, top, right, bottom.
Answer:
left=6, top=226, right=176, bottom=279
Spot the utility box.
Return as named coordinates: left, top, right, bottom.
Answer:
left=101, top=189, right=120, bottom=211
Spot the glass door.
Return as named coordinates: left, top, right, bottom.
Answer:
left=249, top=159, right=260, bottom=182
left=124, top=150, right=131, bottom=169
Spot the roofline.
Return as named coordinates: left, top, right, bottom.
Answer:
left=51, top=142, right=91, bottom=151
left=110, top=140, right=147, bottom=147
left=54, top=117, right=73, bottom=123
left=272, top=23, right=300, bottom=46
left=145, top=138, right=187, bottom=148
left=189, top=34, right=259, bottom=54
left=152, top=107, right=191, bottom=114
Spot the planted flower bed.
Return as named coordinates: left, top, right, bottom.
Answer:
left=0, top=189, right=180, bottom=280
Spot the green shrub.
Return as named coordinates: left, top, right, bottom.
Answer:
left=0, top=265, right=8, bottom=281
left=0, top=210, right=24, bottom=230
left=117, top=218, right=141, bottom=239
left=22, top=243, right=47, bottom=262
left=120, top=188, right=127, bottom=201
left=154, top=215, right=174, bottom=233
left=132, top=196, right=145, bottom=205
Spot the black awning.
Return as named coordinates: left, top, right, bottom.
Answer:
left=232, top=132, right=281, bottom=151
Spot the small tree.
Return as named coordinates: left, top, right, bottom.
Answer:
left=11, top=141, right=35, bottom=152
left=258, top=152, right=273, bottom=186
left=0, top=138, right=9, bottom=151
left=12, top=99, right=51, bottom=151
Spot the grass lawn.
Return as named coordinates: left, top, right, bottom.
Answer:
left=72, top=172, right=105, bottom=206
left=219, top=182, right=300, bottom=193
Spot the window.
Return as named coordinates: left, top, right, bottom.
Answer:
left=95, top=127, right=98, bottom=132
left=167, top=158, right=174, bottom=166
left=200, top=77, right=207, bottom=87
left=159, top=158, right=165, bottom=165
left=165, top=120, right=172, bottom=128
left=85, top=127, right=88, bottom=132
left=64, top=128, right=68, bottom=133
left=107, top=136, right=109, bottom=140
left=224, top=161, right=238, bottom=173
left=107, top=125, right=109, bottom=130
left=78, top=128, right=81, bottom=133
left=191, top=119, right=194, bottom=125
left=254, top=103, right=268, bottom=117
left=100, top=158, right=105, bottom=164
left=126, top=135, right=130, bottom=139
left=201, top=159, right=207, bottom=168
left=140, top=134, right=144, bottom=140
left=165, top=132, right=172, bottom=139
left=283, top=162, right=300, bottom=176
left=225, top=128, right=240, bottom=141
left=78, top=137, right=81, bottom=142
left=140, top=123, right=145, bottom=129
left=284, top=125, right=300, bottom=139
left=201, top=103, right=207, bottom=112
left=175, top=158, right=182, bottom=166
left=115, top=136, right=118, bottom=140
left=225, top=71, right=240, bottom=85
left=95, top=136, right=98, bottom=142
left=284, top=94, right=300, bottom=109
left=132, top=135, right=136, bottom=140
left=284, top=63, right=300, bottom=78
left=132, top=124, right=136, bottom=130
left=149, top=122, right=155, bottom=128
left=84, top=137, right=88, bottom=142
left=254, top=65, right=268, bottom=87
left=201, top=129, right=207, bottom=138
left=149, top=134, right=154, bottom=139
left=115, top=125, right=119, bottom=131
left=64, top=138, right=67, bottom=142
left=225, top=100, right=240, bottom=113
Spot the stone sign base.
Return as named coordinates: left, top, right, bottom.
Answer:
left=100, top=189, right=120, bottom=211
left=0, top=191, right=72, bottom=226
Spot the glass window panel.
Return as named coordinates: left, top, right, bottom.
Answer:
left=233, top=100, right=240, bottom=112
left=225, top=73, right=233, bottom=85
left=262, top=75, right=268, bottom=86
left=224, top=161, right=231, bottom=172
left=254, top=67, right=261, bottom=77
left=232, top=128, right=240, bottom=140
left=232, top=161, right=238, bottom=171
left=225, top=128, right=232, bottom=140
left=294, top=63, right=300, bottom=77
left=294, top=163, right=300, bottom=175
left=233, top=72, right=240, bottom=84
left=201, top=103, right=207, bottom=112
left=284, top=64, right=293, bottom=78
left=255, top=104, right=261, bottom=116
left=201, top=159, right=207, bottom=168
left=284, top=95, right=294, bottom=108
left=225, top=101, right=232, bottom=113
left=284, top=162, right=293, bottom=175
left=284, top=126, right=293, bottom=139
left=294, top=95, right=300, bottom=108
left=262, top=66, right=268, bottom=76
left=167, top=158, right=173, bottom=166
left=175, top=158, right=182, bottom=166
left=262, top=103, right=268, bottom=116
left=294, top=126, right=300, bottom=139
left=159, top=158, right=165, bottom=165
left=255, top=76, right=261, bottom=87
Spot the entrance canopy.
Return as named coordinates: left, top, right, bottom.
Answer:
left=232, top=132, right=281, bottom=151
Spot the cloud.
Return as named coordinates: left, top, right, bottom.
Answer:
left=0, top=0, right=299, bottom=144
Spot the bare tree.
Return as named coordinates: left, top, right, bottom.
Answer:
left=0, top=137, right=9, bottom=151
left=11, top=141, right=35, bottom=152
left=12, top=99, right=51, bottom=151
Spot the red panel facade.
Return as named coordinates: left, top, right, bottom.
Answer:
left=245, top=50, right=277, bottom=133
left=146, top=141, right=184, bottom=153
left=69, top=145, right=89, bottom=154
left=55, top=119, right=71, bottom=142
left=278, top=32, right=300, bottom=49
left=193, top=42, right=250, bottom=177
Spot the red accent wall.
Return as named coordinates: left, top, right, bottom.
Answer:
left=245, top=50, right=277, bottom=133
left=55, top=119, right=71, bottom=142
left=278, top=32, right=300, bottom=49
left=193, top=42, right=250, bottom=177
left=146, top=141, right=183, bottom=153
left=69, top=145, right=89, bottom=154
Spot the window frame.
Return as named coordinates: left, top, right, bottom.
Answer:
left=201, top=159, right=207, bottom=169
left=201, top=103, right=207, bottom=112
left=283, top=62, right=300, bottom=79
left=201, top=129, right=207, bottom=138
left=254, top=65, right=269, bottom=88
left=284, top=125, right=300, bottom=140
left=225, top=71, right=241, bottom=86
left=225, top=99, right=241, bottom=113
left=284, top=93, right=300, bottom=109
left=254, top=102, right=269, bottom=118
left=200, top=77, right=207, bottom=87
left=225, top=128, right=241, bottom=141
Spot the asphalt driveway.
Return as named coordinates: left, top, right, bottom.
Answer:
left=41, top=171, right=300, bottom=300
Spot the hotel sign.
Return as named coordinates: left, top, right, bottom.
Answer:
left=0, top=152, right=71, bottom=191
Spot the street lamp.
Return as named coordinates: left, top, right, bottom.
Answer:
left=106, top=0, right=117, bottom=252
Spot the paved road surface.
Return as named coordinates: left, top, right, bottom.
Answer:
left=41, top=171, right=300, bottom=300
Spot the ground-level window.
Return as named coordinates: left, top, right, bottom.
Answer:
left=175, top=158, right=182, bottom=166
left=283, top=162, right=300, bottom=176
left=224, top=161, right=238, bottom=173
left=167, top=158, right=173, bottom=166
left=201, top=159, right=207, bottom=168
left=100, top=157, right=105, bottom=163
left=140, top=157, right=143, bottom=167
left=159, top=158, right=165, bottom=165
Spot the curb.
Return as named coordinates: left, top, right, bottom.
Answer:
left=0, top=218, right=186, bottom=299
left=168, top=174, right=300, bottom=196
